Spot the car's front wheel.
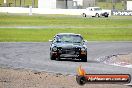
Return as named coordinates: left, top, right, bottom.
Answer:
left=82, top=13, right=87, bottom=17
left=95, top=13, right=100, bottom=17
left=50, top=53, right=56, bottom=60
left=50, top=55, right=56, bottom=60
left=81, top=56, right=87, bottom=62
left=56, top=57, right=61, bottom=61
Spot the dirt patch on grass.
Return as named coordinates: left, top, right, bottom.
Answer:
left=0, top=68, right=131, bottom=88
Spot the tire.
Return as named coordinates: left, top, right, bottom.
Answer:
left=50, top=53, right=56, bottom=60
left=81, top=56, right=87, bottom=62
left=76, top=75, right=86, bottom=85
left=103, top=13, right=109, bottom=18
left=56, top=57, right=60, bottom=61
left=82, top=13, right=86, bottom=17
left=105, top=15, right=108, bottom=18
left=50, top=54, right=56, bottom=60
left=95, top=13, right=100, bottom=17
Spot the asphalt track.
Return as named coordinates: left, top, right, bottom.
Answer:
left=0, top=42, right=132, bottom=75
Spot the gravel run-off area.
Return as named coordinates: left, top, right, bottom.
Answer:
left=0, top=67, right=132, bottom=88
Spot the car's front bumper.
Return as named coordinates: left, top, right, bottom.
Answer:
left=51, top=51, right=87, bottom=59
left=60, top=54, right=78, bottom=58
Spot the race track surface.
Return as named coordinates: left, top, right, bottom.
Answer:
left=0, top=42, right=132, bottom=76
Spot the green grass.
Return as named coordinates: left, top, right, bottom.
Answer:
left=0, top=14, right=132, bottom=42
left=0, top=28, right=132, bottom=42
left=0, top=14, right=132, bottom=27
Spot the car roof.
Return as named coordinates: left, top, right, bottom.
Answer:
left=86, top=7, right=100, bottom=9
left=87, top=7, right=100, bottom=8
left=56, top=33, right=81, bottom=36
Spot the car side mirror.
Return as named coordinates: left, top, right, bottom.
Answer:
left=84, top=40, right=88, bottom=43
left=49, top=40, right=53, bottom=42
left=83, top=40, right=88, bottom=44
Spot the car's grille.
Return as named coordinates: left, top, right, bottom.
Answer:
left=61, top=48, right=80, bottom=54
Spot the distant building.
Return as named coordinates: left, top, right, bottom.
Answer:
left=83, top=0, right=95, bottom=8
left=127, top=1, right=132, bottom=10
left=38, top=0, right=95, bottom=9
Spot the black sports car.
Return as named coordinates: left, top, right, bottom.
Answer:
left=49, top=33, right=87, bottom=62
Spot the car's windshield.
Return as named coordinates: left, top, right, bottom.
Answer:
left=56, top=35, right=83, bottom=43
left=94, top=8, right=102, bottom=11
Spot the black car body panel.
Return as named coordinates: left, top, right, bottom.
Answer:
left=50, top=33, right=87, bottom=62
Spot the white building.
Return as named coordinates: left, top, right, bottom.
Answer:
left=38, top=0, right=95, bottom=9
left=127, top=1, right=132, bottom=10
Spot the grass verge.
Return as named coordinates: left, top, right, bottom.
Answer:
left=0, top=14, right=132, bottom=27
left=0, top=14, right=132, bottom=42
left=0, top=28, right=132, bottom=42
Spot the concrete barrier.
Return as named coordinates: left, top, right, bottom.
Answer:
left=0, top=7, right=84, bottom=15
left=0, top=7, right=111, bottom=16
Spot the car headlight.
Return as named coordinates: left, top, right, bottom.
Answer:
left=52, top=47, right=57, bottom=51
left=81, top=47, right=86, bottom=51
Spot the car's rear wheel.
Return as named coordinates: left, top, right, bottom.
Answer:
left=105, top=15, right=108, bottom=17
left=103, top=12, right=109, bottom=18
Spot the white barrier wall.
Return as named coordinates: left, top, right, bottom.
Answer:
left=0, top=7, right=84, bottom=15
left=0, top=7, right=29, bottom=13
left=0, top=7, right=111, bottom=15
